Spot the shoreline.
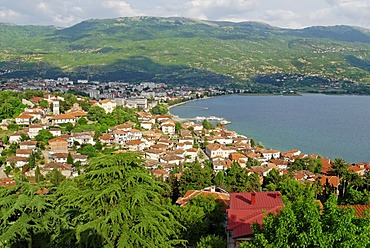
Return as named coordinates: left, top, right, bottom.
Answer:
left=168, top=96, right=215, bottom=110
left=169, top=94, right=369, bottom=164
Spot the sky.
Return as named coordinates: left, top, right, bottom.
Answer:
left=1, top=0, right=370, bottom=29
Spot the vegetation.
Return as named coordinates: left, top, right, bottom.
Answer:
left=241, top=194, right=370, bottom=248
left=2, top=17, right=370, bottom=86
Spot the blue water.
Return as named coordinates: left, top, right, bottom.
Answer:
left=170, top=94, right=370, bottom=163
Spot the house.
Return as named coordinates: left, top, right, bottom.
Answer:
left=140, top=121, right=153, bottom=130
left=111, top=122, right=136, bottom=132
left=125, top=98, right=147, bottom=109
left=9, top=131, right=28, bottom=143
left=161, top=122, right=176, bottom=135
left=0, top=178, right=16, bottom=188
left=159, top=154, right=183, bottom=166
left=151, top=169, right=170, bottom=180
left=113, top=130, right=128, bottom=144
left=337, top=205, right=370, bottom=217
left=51, top=114, right=76, bottom=125
left=99, top=133, right=115, bottom=144
left=176, top=186, right=230, bottom=207
left=127, top=129, right=143, bottom=141
left=48, top=137, right=68, bottom=154
left=185, top=148, right=198, bottom=162
left=212, top=157, right=232, bottom=172
left=145, top=149, right=164, bottom=161
left=15, top=113, right=33, bottom=125
left=137, top=112, right=155, bottom=123
left=73, top=154, right=88, bottom=165
left=51, top=153, right=68, bottom=163
left=28, top=124, right=47, bottom=138
left=126, top=140, right=145, bottom=151
left=349, top=164, right=367, bottom=176
left=192, top=124, right=203, bottom=131
left=42, top=162, right=72, bottom=177
left=156, top=115, right=169, bottom=123
left=49, top=128, right=61, bottom=137
left=16, top=149, right=33, bottom=158
left=69, top=132, right=95, bottom=147
left=260, top=149, right=281, bottom=160
left=69, top=111, right=88, bottom=119
left=97, top=99, right=116, bottom=113
left=229, top=153, right=248, bottom=167
left=6, top=156, right=28, bottom=168
left=227, top=191, right=284, bottom=247
left=318, top=175, right=340, bottom=195
left=205, top=144, right=235, bottom=159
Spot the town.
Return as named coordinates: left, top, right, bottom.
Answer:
left=0, top=78, right=369, bottom=247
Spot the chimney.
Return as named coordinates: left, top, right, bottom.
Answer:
left=210, top=186, right=216, bottom=192
left=251, top=191, right=256, bottom=205
left=275, top=192, right=281, bottom=199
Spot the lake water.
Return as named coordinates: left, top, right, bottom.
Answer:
left=170, top=94, right=370, bottom=163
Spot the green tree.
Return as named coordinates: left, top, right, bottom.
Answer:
left=34, top=165, right=44, bottom=182
left=331, top=158, right=350, bottom=197
left=197, top=235, right=227, bottom=248
left=77, top=117, right=88, bottom=125
left=27, top=153, right=36, bottom=169
left=38, top=99, right=49, bottom=108
left=67, top=152, right=74, bottom=165
left=35, top=129, right=54, bottom=144
left=77, top=144, right=97, bottom=158
left=87, top=105, right=106, bottom=121
left=175, top=195, right=227, bottom=246
left=178, top=161, right=214, bottom=195
left=290, top=157, right=322, bottom=173
left=175, top=121, right=182, bottom=135
left=46, top=169, right=66, bottom=185
left=150, top=104, right=168, bottom=115
left=202, top=119, right=214, bottom=130
left=56, top=153, right=183, bottom=247
left=0, top=181, right=62, bottom=247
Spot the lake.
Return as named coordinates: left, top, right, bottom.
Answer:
left=170, top=94, right=370, bottom=163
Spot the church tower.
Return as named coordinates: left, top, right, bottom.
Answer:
left=53, top=100, right=60, bottom=115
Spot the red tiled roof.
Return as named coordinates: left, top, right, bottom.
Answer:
left=176, top=186, right=230, bottom=207
left=227, top=191, right=284, bottom=238
left=126, top=140, right=144, bottom=145
left=51, top=114, right=76, bottom=120
left=16, top=113, right=33, bottom=119
left=338, top=205, right=370, bottom=217
left=0, top=178, right=16, bottom=188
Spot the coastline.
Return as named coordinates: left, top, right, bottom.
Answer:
left=168, top=96, right=215, bottom=110
left=169, top=94, right=370, bottom=163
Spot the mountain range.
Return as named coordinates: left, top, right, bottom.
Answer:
left=1, top=16, right=370, bottom=86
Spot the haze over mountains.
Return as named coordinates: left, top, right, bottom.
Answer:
left=1, top=16, right=370, bottom=85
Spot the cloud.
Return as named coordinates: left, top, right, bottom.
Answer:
left=0, top=0, right=370, bottom=29
left=263, top=9, right=302, bottom=28
left=0, top=7, right=21, bottom=20
left=102, top=0, right=139, bottom=16
left=185, top=0, right=259, bottom=20
left=310, top=0, right=370, bottom=27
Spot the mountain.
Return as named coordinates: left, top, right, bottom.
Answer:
left=1, top=16, right=370, bottom=86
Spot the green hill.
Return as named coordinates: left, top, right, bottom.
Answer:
left=1, top=16, right=370, bottom=85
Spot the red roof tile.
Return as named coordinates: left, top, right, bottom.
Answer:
left=227, top=191, right=284, bottom=238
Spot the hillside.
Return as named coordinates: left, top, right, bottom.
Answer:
left=1, top=16, right=370, bottom=86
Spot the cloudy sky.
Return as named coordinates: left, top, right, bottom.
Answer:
left=1, top=0, right=370, bottom=29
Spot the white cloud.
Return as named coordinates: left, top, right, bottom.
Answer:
left=310, top=0, right=370, bottom=27
left=0, top=7, right=21, bottom=20
left=0, top=0, right=370, bottom=29
left=102, top=0, right=139, bottom=16
left=185, top=0, right=259, bottom=20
